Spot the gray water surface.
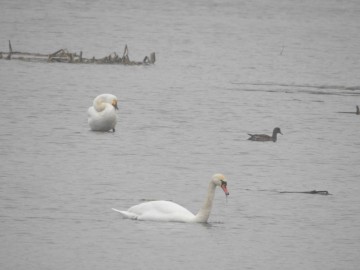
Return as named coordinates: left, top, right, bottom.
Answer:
left=1, top=0, right=360, bottom=269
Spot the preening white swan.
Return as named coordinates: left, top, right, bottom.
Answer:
left=88, top=94, right=118, bottom=132
left=112, top=174, right=229, bottom=223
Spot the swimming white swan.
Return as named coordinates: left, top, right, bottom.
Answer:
left=88, top=94, right=118, bottom=132
left=112, top=174, right=229, bottom=223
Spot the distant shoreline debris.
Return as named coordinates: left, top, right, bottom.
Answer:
left=0, top=40, right=155, bottom=65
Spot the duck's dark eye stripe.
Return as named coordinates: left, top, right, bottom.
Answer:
left=220, top=180, right=227, bottom=186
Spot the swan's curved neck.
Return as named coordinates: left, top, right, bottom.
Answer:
left=195, top=181, right=216, bottom=223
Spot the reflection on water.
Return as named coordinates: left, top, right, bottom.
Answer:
left=1, top=0, right=360, bottom=269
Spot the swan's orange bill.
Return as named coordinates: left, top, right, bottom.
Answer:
left=221, top=184, right=229, bottom=196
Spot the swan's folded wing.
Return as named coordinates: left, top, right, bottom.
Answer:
left=114, top=201, right=196, bottom=222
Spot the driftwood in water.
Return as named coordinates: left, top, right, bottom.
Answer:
left=337, top=105, right=360, bottom=115
left=0, top=41, right=155, bottom=65
left=280, top=190, right=330, bottom=195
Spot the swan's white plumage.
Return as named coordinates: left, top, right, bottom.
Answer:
left=113, top=174, right=229, bottom=223
left=113, top=201, right=195, bottom=222
left=88, top=94, right=118, bottom=132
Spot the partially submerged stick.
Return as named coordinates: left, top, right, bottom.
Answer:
left=6, top=40, right=12, bottom=60
left=337, top=105, right=360, bottom=115
left=279, top=190, right=331, bottom=195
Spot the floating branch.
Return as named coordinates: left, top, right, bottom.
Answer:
left=0, top=40, right=155, bottom=65
left=279, top=190, right=331, bottom=195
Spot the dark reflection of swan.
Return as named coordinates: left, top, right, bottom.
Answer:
left=112, top=174, right=229, bottom=223
left=248, top=127, right=282, bottom=142
left=87, top=94, right=118, bottom=132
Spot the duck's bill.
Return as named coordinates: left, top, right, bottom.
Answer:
left=114, top=104, right=119, bottom=110
left=221, top=184, right=229, bottom=196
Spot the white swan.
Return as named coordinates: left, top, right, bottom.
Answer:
left=88, top=94, right=118, bottom=132
left=112, top=174, right=229, bottom=223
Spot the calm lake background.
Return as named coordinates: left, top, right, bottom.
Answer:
left=1, top=0, right=360, bottom=269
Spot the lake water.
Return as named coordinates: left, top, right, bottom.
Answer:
left=1, top=0, right=360, bottom=269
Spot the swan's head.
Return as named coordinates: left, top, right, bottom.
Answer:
left=94, top=94, right=118, bottom=110
left=104, top=94, right=118, bottom=110
left=111, top=98, right=119, bottom=110
left=212, top=173, right=229, bottom=196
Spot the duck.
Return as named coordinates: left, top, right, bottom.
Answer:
left=248, top=127, right=282, bottom=142
left=87, top=94, right=118, bottom=132
left=112, top=173, right=229, bottom=223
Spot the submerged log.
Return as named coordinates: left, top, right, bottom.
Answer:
left=0, top=41, right=155, bottom=65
